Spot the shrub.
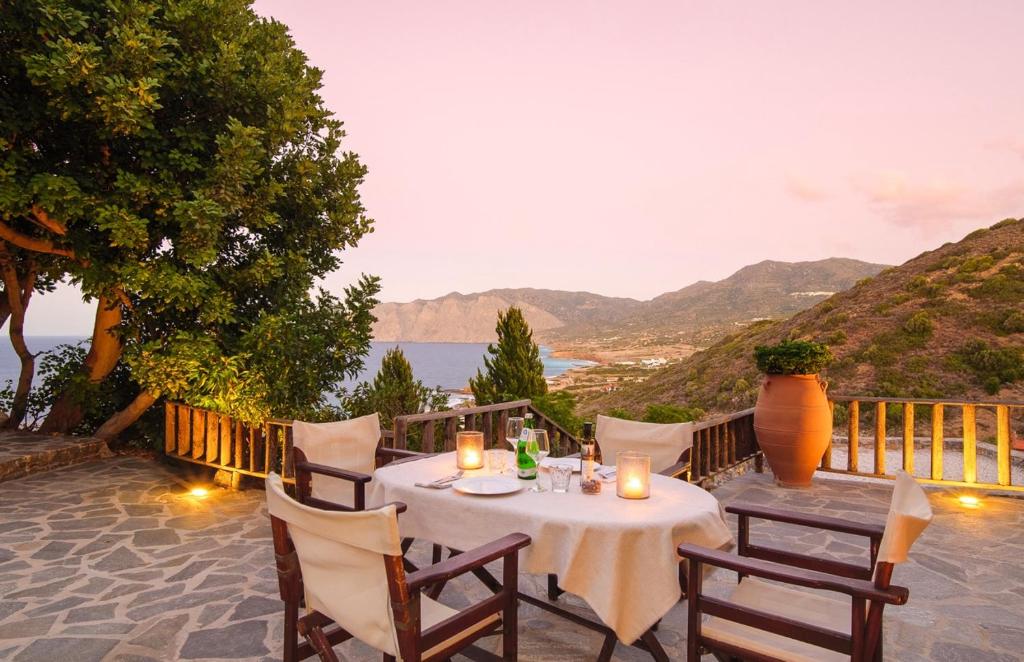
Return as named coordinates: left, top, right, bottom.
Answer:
left=906, top=275, right=929, bottom=291
left=957, top=255, right=994, bottom=274
left=605, top=407, right=636, bottom=421
left=642, top=404, right=703, bottom=424
left=903, top=312, right=934, bottom=337
left=1002, top=311, right=1024, bottom=334
left=955, top=340, right=1024, bottom=395
left=754, top=340, right=833, bottom=375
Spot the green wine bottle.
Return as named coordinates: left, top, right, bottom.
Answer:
left=517, top=433, right=537, bottom=480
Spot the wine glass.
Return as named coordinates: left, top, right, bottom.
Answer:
left=506, top=417, right=525, bottom=450
left=527, top=429, right=550, bottom=492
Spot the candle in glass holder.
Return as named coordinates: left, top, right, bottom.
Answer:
left=456, top=431, right=485, bottom=470
left=616, top=451, right=651, bottom=499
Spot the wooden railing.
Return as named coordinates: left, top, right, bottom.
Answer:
left=689, top=408, right=761, bottom=486
left=164, top=399, right=579, bottom=483
left=823, top=396, right=1023, bottom=493
left=392, top=399, right=579, bottom=456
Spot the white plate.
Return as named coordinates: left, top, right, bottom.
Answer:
left=540, top=457, right=604, bottom=473
left=451, top=476, right=524, bottom=496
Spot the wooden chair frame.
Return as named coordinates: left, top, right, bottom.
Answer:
left=678, top=503, right=909, bottom=662
left=272, top=499, right=530, bottom=662
left=293, top=445, right=423, bottom=511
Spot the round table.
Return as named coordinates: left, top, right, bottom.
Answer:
left=369, top=451, right=733, bottom=646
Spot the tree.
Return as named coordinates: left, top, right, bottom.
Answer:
left=345, top=348, right=448, bottom=448
left=470, top=307, right=547, bottom=405
left=0, top=0, right=378, bottom=438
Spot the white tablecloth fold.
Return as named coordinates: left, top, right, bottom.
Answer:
left=369, top=452, right=733, bottom=644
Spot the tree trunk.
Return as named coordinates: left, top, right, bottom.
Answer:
left=40, top=294, right=124, bottom=433
left=95, top=390, right=156, bottom=440
left=0, top=256, right=36, bottom=428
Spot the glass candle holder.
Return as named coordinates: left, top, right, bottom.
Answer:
left=616, top=451, right=651, bottom=499
left=456, top=431, right=485, bottom=470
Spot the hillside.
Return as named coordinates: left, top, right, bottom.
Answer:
left=582, top=219, right=1024, bottom=416
left=371, top=258, right=888, bottom=346
left=371, top=289, right=641, bottom=343
left=549, top=258, right=887, bottom=347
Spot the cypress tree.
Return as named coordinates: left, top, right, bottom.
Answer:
left=470, top=307, right=548, bottom=404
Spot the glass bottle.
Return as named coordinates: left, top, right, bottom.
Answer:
left=516, top=429, right=538, bottom=480
left=580, top=421, right=601, bottom=494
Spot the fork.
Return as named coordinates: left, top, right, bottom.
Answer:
left=415, top=471, right=463, bottom=489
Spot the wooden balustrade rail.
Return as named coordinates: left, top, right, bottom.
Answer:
left=391, top=399, right=580, bottom=456
left=824, top=396, right=1023, bottom=493
left=688, top=408, right=760, bottom=486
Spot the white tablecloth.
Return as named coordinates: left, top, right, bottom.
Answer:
left=368, top=451, right=733, bottom=644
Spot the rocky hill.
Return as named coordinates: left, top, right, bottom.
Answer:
left=549, top=258, right=888, bottom=347
left=371, top=258, right=888, bottom=345
left=582, top=219, right=1024, bottom=416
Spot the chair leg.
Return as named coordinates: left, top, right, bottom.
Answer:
left=303, top=624, right=339, bottom=662
left=547, top=573, right=564, bottom=601
left=596, top=633, right=617, bottom=662
left=639, top=629, right=670, bottom=662
left=383, top=655, right=396, bottom=662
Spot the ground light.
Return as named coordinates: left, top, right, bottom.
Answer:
left=957, top=494, right=981, bottom=508
left=190, top=487, right=210, bottom=498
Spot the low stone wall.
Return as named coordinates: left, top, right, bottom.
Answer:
left=0, top=431, right=112, bottom=483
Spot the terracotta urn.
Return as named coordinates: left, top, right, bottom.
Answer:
left=753, top=374, right=833, bottom=487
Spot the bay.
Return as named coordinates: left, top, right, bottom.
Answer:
left=0, top=338, right=594, bottom=395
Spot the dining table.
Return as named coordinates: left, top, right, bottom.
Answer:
left=367, top=450, right=734, bottom=660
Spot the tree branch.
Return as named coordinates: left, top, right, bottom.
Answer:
left=0, top=220, right=76, bottom=258
left=29, top=205, right=68, bottom=236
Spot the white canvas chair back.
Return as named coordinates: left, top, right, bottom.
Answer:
left=876, top=471, right=933, bottom=565
left=292, top=413, right=381, bottom=508
left=595, top=414, right=694, bottom=473
left=265, top=473, right=402, bottom=656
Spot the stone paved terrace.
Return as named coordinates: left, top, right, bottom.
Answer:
left=1, top=456, right=1022, bottom=661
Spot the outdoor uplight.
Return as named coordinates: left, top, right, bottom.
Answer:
left=456, top=431, right=485, bottom=470
left=616, top=451, right=651, bottom=499
left=958, top=494, right=981, bottom=508
left=190, top=487, right=210, bottom=498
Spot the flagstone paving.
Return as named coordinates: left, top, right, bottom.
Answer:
left=0, top=456, right=1022, bottom=661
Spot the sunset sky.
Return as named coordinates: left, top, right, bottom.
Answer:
left=29, top=0, right=1024, bottom=334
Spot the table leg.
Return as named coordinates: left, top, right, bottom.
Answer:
left=547, top=573, right=565, bottom=601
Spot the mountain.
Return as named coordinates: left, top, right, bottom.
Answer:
left=371, top=289, right=642, bottom=343
left=371, top=258, right=889, bottom=346
left=582, top=218, right=1024, bottom=416
left=548, top=258, right=889, bottom=346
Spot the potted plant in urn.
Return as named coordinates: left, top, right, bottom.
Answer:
left=752, top=339, right=834, bottom=487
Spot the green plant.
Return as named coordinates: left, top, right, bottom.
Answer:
left=754, top=340, right=833, bottom=375
left=470, top=307, right=548, bottom=405
left=903, top=312, right=934, bottom=337
left=605, top=408, right=636, bottom=421
left=642, top=404, right=703, bottom=424
left=955, top=340, right=1024, bottom=395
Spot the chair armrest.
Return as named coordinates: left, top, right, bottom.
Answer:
left=657, top=447, right=691, bottom=478
left=677, top=543, right=907, bottom=605
left=407, top=533, right=531, bottom=592
left=726, top=503, right=885, bottom=540
left=296, top=460, right=372, bottom=484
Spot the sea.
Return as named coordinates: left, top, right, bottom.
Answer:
left=0, top=338, right=595, bottom=397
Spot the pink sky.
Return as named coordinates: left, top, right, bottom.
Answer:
left=28, top=0, right=1024, bottom=333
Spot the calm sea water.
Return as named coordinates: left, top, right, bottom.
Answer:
left=0, top=338, right=593, bottom=393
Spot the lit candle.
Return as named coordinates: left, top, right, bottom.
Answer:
left=616, top=451, right=651, bottom=499
left=456, top=431, right=485, bottom=470
left=623, top=475, right=645, bottom=498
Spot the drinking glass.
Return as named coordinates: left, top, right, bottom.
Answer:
left=506, top=417, right=525, bottom=450
left=550, top=464, right=572, bottom=493
left=527, top=429, right=550, bottom=492
left=487, top=448, right=507, bottom=475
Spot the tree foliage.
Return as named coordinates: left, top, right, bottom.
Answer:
left=470, top=307, right=547, bottom=405
left=0, top=0, right=378, bottom=438
left=754, top=340, right=833, bottom=375
left=346, top=347, right=447, bottom=428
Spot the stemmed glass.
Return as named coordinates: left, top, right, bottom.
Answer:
left=527, top=429, right=550, bottom=492
left=506, top=417, right=525, bottom=450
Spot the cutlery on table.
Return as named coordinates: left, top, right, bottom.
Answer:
left=415, top=471, right=463, bottom=489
